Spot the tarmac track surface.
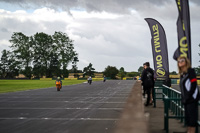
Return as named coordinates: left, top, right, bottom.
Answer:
left=0, top=80, right=135, bottom=133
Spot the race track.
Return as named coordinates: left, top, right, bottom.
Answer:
left=0, top=80, right=135, bottom=133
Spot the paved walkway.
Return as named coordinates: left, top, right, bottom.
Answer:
left=115, top=81, right=187, bottom=133
left=144, top=99, right=187, bottom=133
left=114, top=81, right=148, bottom=133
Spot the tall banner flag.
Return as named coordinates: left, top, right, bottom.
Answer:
left=173, top=0, right=191, bottom=62
left=145, top=18, right=169, bottom=79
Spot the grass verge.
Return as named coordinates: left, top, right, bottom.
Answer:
left=0, top=80, right=85, bottom=93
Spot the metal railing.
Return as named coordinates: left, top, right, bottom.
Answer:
left=153, top=82, right=200, bottom=133
left=153, top=80, right=165, bottom=107
left=162, top=85, right=185, bottom=133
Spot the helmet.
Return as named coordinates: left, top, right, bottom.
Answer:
left=57, top=77, right=60, bottom=80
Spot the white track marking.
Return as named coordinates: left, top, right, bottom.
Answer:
left=0, top=107, right=123, bottom=110
left=0, top=96, right=128, bottom=99
left=0, top=101, right=126, bottom=103
left=0, top=117, right=119, bottom=121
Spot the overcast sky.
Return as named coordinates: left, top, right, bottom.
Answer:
left=0, top=0, right=199, bottom=72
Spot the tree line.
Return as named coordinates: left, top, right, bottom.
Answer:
left=0, top=32, right=78, bottom=79
left=1, top=31, right=160, bottom=79
left=83, top=64, right=139, bottom=79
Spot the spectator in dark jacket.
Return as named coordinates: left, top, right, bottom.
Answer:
left=178, top=56, right=200, bottom=133
left=141, top=63, right=146, bottom=98
left=141, top=62, right=154, bottom=106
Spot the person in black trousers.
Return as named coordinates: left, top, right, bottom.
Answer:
left=178, top=56, right=200, bottom=133
left=141, top=62, right=154, bottom=106
left=141, top=63, right=146, bottom=98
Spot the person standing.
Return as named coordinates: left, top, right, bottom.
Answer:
left=178, top=56, right=200, bottom=133
left=141, top=62, right=154, bottom=106
left=141, top=63, right=146, bottom=98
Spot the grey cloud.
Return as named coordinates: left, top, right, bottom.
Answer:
left=0, top=0, right=175, bottom=14
left=1, top=28, right=9, bottom=32
left=1, top=0, right=199, bottom=22
left=0, top=0, right=199, bottom=18
left=0, top=0, right=199, bottom=72
left=0, top=17, right=68, bottom=36
left=0, top=44, right=10, bottom=51
left=191, top=0, right=200, bottom=5
left=71, top=15, right=153, bottom=66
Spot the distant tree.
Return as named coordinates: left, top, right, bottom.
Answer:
left=199, top=43, right=200, bottom=62
left=195, top=43, right=200, bottom=76
left=6, top=52, right=21, bottom=78
left=118, top=67, right=126, bottom=80
left=1, top=31, right=77, bottom=78
left=9, top=32, right=33, bottom=79
left=72, top=56, right=79, bottom=78
left=48, top=52, right=61, bottom=77
left=0, top=50, right=9, bottom=78
left=32, top=32, right=53, bottom=78
left=68, top=69, right=82, bottom=73
left=0, top=65, right=2, bottom=77
left=52, top=31, right=77, bottom=78
left=138, top=66, right=144, bottom=75
left=169, top=71, right=177, bottom=75
left=83, top=63, right=95, bottom=77
left=0, top=50, right=20, bottom=78
left=194, top=67, right=200, bottom=76
left=126, top=71, right=139, bottom=77
left=104, top=66, right=119, bottom=79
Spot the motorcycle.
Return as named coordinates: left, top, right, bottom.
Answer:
left=56, top=81, right=62, bottom=91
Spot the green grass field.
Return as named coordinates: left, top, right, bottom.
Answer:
left=0, top=80, right=85, bottom=93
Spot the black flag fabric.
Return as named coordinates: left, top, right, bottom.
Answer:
left=173, top=0, right=191, bottom=62
left=145, top=18, right=169, bottom=79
